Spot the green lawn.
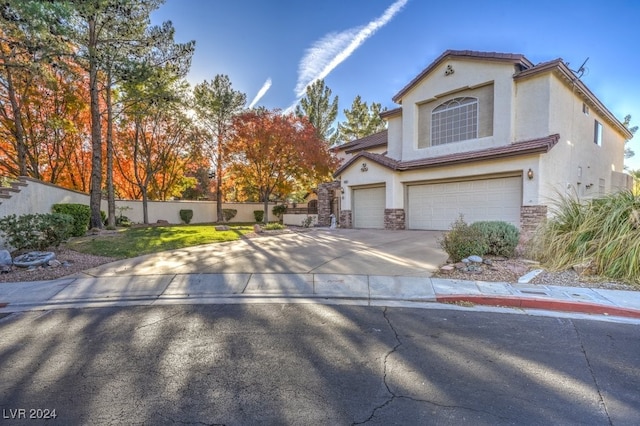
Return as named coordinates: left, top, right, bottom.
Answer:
left=66, top=224, right=255, bottom=258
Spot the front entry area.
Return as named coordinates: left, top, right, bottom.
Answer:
left=407, top=175, right=522, bottom=230
left=352, top=186, right=385, bottom=229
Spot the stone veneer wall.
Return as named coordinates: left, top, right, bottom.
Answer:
left=520, top=205, right=547, bottom=241
left=384, top=209, right=405, bottom=230
left=340, top=210, right=352, bottom=229
left=317, top=181, right=341, bottom=226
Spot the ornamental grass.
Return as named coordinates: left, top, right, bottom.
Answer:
left=530, top=190, right=640, bottom=284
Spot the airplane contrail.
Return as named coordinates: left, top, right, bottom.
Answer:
left=248, top=78, right=273, bottom=109
left=293, top=0, right=409, bottom=102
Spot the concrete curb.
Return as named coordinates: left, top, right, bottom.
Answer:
left=436, top=295, right=640, bottom=319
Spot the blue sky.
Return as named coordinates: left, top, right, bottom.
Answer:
left=151, top=0, right=640, bottom=168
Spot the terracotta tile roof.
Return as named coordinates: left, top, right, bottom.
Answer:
left=380, top=107, right=402, bottom=119
left=333, top=130, right=388, bottom=153
left=333, top=134, right=560, bottom=177
left=399, top=134, right=560, bottom=170
left=392, top=50, right=534, bottom=103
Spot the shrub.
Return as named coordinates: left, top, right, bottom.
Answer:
left=52, top=203, right=91, bottom=237
left=100, top=210, right=107, bottom=225
left=179, top=209, right=194, bottom=224
left=439, top=215, right=488, bottom=262
left=253, top=210, right=264, bottom=223
left=272, top=204, right=287, bottom=220
left=264, top=222, right=285, bottom=230
left=301, top=215, right=315, bottom=228
left=0, top=213, right=74, bottom=251
left=116, top=215, right=131, bottom=227
left=470, top=221, right=519, bottom=257
left=222, top=209, right=237, bottom=222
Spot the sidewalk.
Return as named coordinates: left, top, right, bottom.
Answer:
left=2, top=272, right=640, bottom=322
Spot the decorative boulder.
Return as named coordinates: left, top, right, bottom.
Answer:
left=468, top=255, right=483, bottom=263
left=13, top=251, right=56, bottom=268
left=0, top=249, right=12, bottom=267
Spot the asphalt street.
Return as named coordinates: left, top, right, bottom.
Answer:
left=1, top=304, right=638, bottom=425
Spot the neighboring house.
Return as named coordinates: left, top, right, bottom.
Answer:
left=332, top=50, right=633, bottom=235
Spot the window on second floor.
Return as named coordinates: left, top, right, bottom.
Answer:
left=431, top=97, right=478, bottom=146
left=594, top=120, right=602, bottom=145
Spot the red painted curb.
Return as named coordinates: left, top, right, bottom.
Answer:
left=436, top=295, right=640, bottom=319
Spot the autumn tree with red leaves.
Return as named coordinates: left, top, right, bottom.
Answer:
left=228, top=109, right=339, bottom=223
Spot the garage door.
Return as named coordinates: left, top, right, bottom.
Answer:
left=407, top=176, right=521, bottom=230
left=353, top=186, right=385, bottom=229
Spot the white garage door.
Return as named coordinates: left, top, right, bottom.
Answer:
left=407, top=176, right=522, bottom=230
left=353, top=186, right=385, bottom=229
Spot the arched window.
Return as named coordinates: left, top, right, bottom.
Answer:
left=431, top=97, right=478, bottom=146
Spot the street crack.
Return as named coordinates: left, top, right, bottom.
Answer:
left=571, top=320, right=613, bottom=425
left=352, top=307, right=402, bottom=425
left=354, top=308, right=513, bottom=424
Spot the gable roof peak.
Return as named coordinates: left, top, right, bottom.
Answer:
left=392, top=49, right=534, bottom=103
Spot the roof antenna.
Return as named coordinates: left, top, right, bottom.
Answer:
left=568, top=57, right=589, bottom=79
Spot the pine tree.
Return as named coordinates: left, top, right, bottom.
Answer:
left=295, top=79, right=338, bottom=145
left=336, top=95, right=387, bottom=143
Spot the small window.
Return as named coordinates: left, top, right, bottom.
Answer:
left=594, top=120, right=602, bottom=145
left=582, top=103, right=590, bottom=115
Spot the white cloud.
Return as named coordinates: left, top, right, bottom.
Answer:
left=293, top=0, right=409, bottom=102
left=248, top=78, right=273, bottom=109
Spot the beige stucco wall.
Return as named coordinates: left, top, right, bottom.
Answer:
left=0, top=178, right=279, bottom=225
left=0, top=178, right=92, bottom=219
left=398, top=58, right=517, bottom=161
left=513, top=73, right=628, bottom=202
left=386, top=115, right=403, bottom=160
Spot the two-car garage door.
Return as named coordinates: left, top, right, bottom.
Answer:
left=407, top=176, right=522, bottom=230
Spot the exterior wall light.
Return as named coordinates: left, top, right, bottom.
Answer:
left=340, top=187, right=345, bottom=194
left=527, top=168, right=534, bottom=180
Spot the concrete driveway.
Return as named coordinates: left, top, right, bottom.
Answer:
left=79, top=228, right=448, bottom=278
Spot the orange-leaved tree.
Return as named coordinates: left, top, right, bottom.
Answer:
left=228, top=108, right=339, bottom=223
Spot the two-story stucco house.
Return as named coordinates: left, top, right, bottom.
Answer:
left=332, top=50, right=633, bottom=236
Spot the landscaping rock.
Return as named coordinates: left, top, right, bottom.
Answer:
left=461, top=258, right=470, bottom=264
left=0, top=249, right=12, bottom=267
left=0, top=265, right=11, bottom=274
left=483, top=259, right=493, bottom=266
left=468, top=255, right=483, bottom=263
left=253, top=224, right=262, bottom=233
left=48, top=259, right=62, bottom=268
left=439, top=265, right=455, bottom=274
left=573, top=261, right=593, bottom=276
left=157, top=220, right=169, bottom=224
left=13, top=251, right=56, bottom=268
left=454, top=262, right=466, bottom=270
left=215, top=225, right=230, bottom=231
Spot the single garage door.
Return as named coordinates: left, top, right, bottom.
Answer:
left=407, top=176, right=522, bottom=230
left=353, top=186, right=385, bottom=228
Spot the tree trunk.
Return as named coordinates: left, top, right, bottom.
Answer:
left=88, top=17, right=103, bottom=229
left=4, top=65, right=27, bottom=176
left=263, top=191, right=269, bottom=224
left=142, top=186, right=149, bottom=224
left=215, top=132, right=223, bottom=222
left=105, top=73, right=116, bottom=229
